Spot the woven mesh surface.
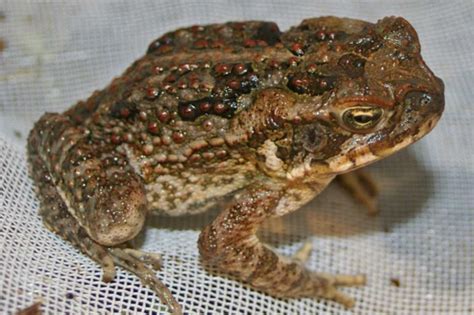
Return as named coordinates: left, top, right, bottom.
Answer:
left=0, top=1, right=473, bottom=314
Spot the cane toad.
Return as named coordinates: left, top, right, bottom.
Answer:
left=27, top=16, right=444, bottom=313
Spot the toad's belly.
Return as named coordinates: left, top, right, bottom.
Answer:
left=144, top=161, right=257, bottom=216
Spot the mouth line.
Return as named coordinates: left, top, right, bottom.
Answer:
left=317, top=114, right=442, bottom=175
left=377, top=113, right=441, bottom=157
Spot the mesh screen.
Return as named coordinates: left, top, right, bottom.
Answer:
left=1, top=1, right=473, bottom=314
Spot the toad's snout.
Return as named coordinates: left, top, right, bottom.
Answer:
left=402, top=86, right=444, bottom=122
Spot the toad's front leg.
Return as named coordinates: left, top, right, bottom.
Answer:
left=198, top=181, right=366, bottom=308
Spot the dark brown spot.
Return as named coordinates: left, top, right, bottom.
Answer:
left=268, top=59, right=280, bottom=69
left=110, top=101, right=136, bottom=119
left=315, top=30, right=326, bottom=41
left=164, top=74, right=177, bottom=84
left=233, top=63, right=248, bottom=75
left=338, top=54, right=366, bottom=78
left=178, top=103, right=198, bottom=120
left=288, top=57, right=299, bottom=66
left=288, top=76, right=309, bottom=93
left=227, top=79, right=241, bottom=90
left=147, top=35, right=173, bottom=54
left=290, top=43, right=305, bottom=56
left=172, top=132, right=185, bottom=143
left=214, top=64, right=231, bottom=76
left=145, top=87, right=160, bottom=99
left=147, top=122, right=159, bottom=134
left=213, top=102, right=227, bottom=114
left=254, top=22, right=281, bottom=46
left=157, top=110, right=170, bottom=123
left=199, top=101, right=212, bottom=112
left=110, top=134, right=122, bottom=144
left=306, top=64, right=318, bottom=73
left=287, top=73, right=336, bottom=95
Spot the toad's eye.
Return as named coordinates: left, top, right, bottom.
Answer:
left=342, top=106, right=383, bottom=130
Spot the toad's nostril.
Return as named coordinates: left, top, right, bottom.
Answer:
left=404, top=91, right=437, bottom=111
left=403, top=90, right=444, bottom=124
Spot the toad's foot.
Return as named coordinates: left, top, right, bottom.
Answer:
left=199, top=181, right=366, bottom=308
left=293, top=240, right=313, bottom=263
left=337, top=170, right=379, bottom=215
left=108, top=248, right=181, bottom=314
left=313, top=273, right=366, bottom=307
left=291, top=241, right=366, bottom=307
left=121, top=248, right=163, bottom=270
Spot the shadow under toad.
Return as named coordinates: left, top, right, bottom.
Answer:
left=143, top=148, right=434, bottom=248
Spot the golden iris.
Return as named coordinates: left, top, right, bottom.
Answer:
left=342, top=106, right=383, bottom=130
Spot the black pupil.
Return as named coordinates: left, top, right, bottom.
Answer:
left=353, top=114, right=372, bottom=124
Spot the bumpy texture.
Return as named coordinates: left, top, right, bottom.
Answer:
left=2, top=2, right=474, bottom=314
left=24, top=15, right=445, bottom=313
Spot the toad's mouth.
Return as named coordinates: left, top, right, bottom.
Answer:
left=308, top=113, right=442, bottom=176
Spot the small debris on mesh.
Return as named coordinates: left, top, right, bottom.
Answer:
left=15, top=302, right=42, bottom=315
left=14, top=130, right=22, bottom=139
left=390, top=278, right=401, bottom=287
left=0, top=39, right=6, bottom=53
left=65, top=292, right=74, bottom=299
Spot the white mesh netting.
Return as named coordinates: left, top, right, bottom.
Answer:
left=0, top=1, right=473, bottom=314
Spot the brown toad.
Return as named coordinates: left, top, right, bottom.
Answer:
left=27, top=16, right=444, bottom=313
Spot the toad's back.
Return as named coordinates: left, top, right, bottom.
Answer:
left=59, top=18, right=377, bottom=215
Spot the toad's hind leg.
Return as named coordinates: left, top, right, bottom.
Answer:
left=337, top=170, right=379, bottom=215
left=27, top=113, right=182, bottom=314
left=28, top=113, right=147, bottom=245
left=198, top=182, right=366, bottom=308
left=28, top=143, right=117, bottom=280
